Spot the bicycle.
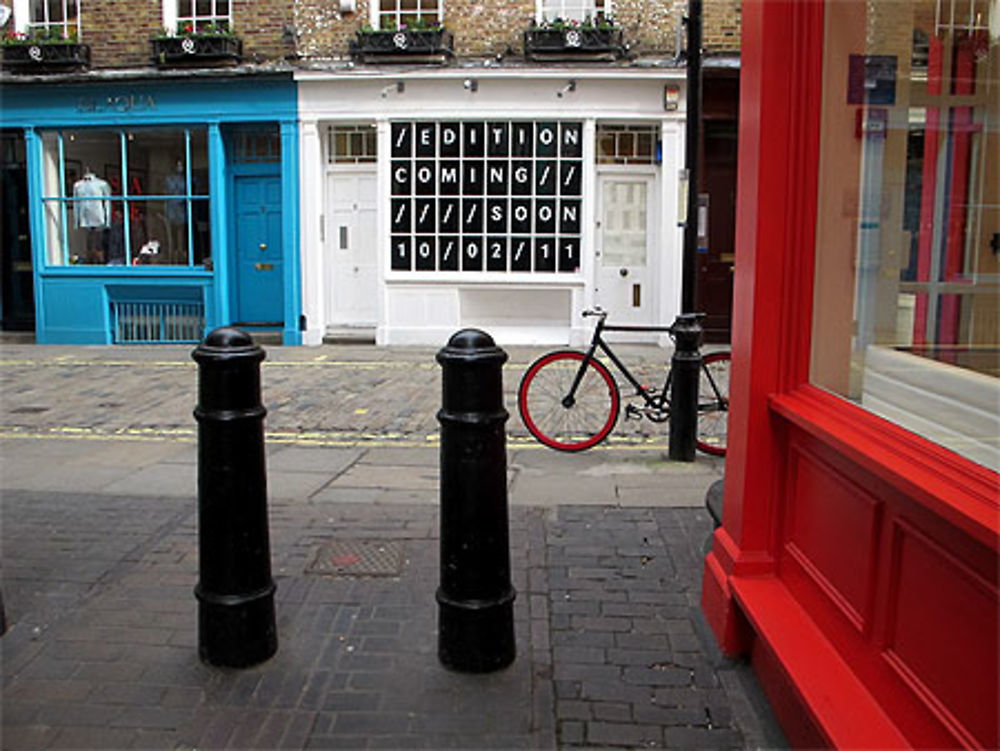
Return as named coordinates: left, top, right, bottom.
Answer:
left=517, top=309, right=731, bottom=454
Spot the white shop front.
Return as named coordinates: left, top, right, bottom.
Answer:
left=296, top=70, right=686, bottom=346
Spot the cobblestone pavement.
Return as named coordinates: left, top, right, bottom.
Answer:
left=0, top=341, right=727, bottom=447
left=0, top=340, right=784, bottom=750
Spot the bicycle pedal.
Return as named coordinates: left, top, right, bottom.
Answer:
left=624, top=404, right=643, bottom=421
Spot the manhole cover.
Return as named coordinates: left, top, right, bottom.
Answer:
left=308, top=540, right=405, bottom=577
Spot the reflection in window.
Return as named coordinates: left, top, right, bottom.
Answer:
left=328, top=124, right=377, bottom=164
left=596, top=124, right=657, bottom=165
left=28, top=0, right=80, bottom=38
left=811, top=0, right=999, bottom=470
left=377, top=0, right=440, bottom=29
left=177, top=0, right=231, bottom=32
left=40, top=128, right=210, bottom=267
left=538, top=0, right=610, bottom=22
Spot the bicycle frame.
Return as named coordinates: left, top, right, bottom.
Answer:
left=565, top=314, right=673, bottom=411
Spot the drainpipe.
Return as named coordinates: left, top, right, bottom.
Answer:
left=681, top=0, right=702, bottom=314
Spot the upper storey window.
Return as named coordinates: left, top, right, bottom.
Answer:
left=12, top=0, right=81, bottom=37
left=162, top=0, right=232, bottom=35
left=376, top=0, right=441, bottom=30
left=537, top=0, right=610, bottom=23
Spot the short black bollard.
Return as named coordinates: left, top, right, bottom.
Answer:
left=668, top=313, right=704, bottom=462
left=192, top=327, right=277, bottom=668
left=436, top=329, right=516, bottom=673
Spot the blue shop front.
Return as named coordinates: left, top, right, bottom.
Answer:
left=0, top=76, right=300, bottom=345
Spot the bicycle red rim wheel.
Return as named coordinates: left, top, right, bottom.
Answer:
left=518, top=350, right=620, bottom=452
left=696, top=351, right=731, bottom=456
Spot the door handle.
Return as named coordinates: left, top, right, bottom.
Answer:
left=259, top=243, right=267, bottom=251
left=619, top=268, right=629, bottom=278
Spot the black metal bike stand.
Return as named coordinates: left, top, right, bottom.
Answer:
left=435, top=329, right=516, bottom=673
left=192, top=327, right=277, bottom=668
left=668, top=314, right=704, bottom=462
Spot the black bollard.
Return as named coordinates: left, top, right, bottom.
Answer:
left=668, top=313, right=704, bottom=462
left=436, top=329, right=516, bottom=673
left=192, top=327, right=277, bottom=668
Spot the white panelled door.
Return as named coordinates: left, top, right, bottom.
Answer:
left=595, top=174, right=655, bottom=326
left=326, top=171, right=378, bottom=328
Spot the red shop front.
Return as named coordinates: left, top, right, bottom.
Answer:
left=701, top=1, right=998, bottom=749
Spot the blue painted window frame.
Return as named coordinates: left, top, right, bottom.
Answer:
left=40, top=126, right=210, bottom=268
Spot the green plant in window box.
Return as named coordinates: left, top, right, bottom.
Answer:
left=524, top=14, right=624, bottom=61
left=1, top=27, right=91, bottom=72
left=151, top=21, right=243, bottom=67
left=351, top=16, right=453, bottom=60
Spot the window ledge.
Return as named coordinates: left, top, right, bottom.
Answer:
left=770, top=385, right=999, bottom=550
left=40, top=265, right=213, bottom=278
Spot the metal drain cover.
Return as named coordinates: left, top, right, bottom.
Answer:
left=308, top=540, right=405, bottom=577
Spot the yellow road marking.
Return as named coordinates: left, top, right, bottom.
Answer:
left=0, top=424, right=667, bottom=451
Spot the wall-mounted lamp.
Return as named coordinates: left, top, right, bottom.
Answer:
left=463, top=78, right=478, bottom=92
left=381, top=81, right=405, bottom=98
left=339, top=0, right=356, bottom=13
left=664, top=84, right=680, bottom=111
left=556, top=80, right=576, bottom=98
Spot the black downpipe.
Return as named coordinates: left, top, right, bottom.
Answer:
left=682, top=0, right=702, bottom=314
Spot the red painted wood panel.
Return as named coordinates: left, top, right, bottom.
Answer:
left=783, top=446, right=881, bottom=633
left=885, top=521, right=999, bottom=748
left=699, top=3, right=1000, bottom=749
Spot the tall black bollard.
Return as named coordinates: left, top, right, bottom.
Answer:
left=192, top=327, right=277, bottom=668
left=668, top=313, right=704, bottom=462
left=436, top=329, right=516, bottom=673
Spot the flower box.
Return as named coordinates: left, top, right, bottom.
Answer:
left=524, top=26, right=623, bottom=61
left=350, top=28, right=454, bottom=62
left=0, top=42, right=90, bottom=73
left=151, top=34, right=243, bottom=67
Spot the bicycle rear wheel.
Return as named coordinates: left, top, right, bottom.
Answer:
left=518, top=350, right=620, bottom=452
left=696, top=352, right=731, bottom=456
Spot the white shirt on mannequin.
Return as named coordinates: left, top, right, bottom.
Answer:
left=73, top=173, right=112, bottom=228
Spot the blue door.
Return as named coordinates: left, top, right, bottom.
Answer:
left=234, top=176, right=283, bottom=324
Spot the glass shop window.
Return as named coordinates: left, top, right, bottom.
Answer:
left=810, top=0, right=999, bottom=470
left=40, top=128, right=210, bottom=268
left=378, top=0, right=441, bottom=30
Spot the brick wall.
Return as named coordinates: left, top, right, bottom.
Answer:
left=6, top=0, right=740, bottom=69
left=7, top=0, right=292, bottom=69
left=293, top=0, right=742, bottom=61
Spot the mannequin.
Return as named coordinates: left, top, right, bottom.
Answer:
left=164, top=159, right=186, bottom=260
left=73, top=170, right=112, bottom=263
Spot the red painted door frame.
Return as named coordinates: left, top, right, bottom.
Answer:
left=700, top=2, right=1000, bottom=749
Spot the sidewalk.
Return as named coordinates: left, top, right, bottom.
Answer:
left=0, top=341, right=784, bottom=750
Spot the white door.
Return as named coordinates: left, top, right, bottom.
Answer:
left=326, top=171, right=378, bottom=328
left=595, top=174, right=656, bottom=326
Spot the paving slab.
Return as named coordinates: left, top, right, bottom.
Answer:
left=0, top=341, right=783, bottom=750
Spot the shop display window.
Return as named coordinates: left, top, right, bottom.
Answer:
left=389, top=120, right=583, bottom=274
left=377, top=0, right=441, bottom=30
left=39, top=127, right=210, bottom=268
left=810, top=0, right=999, bottom=469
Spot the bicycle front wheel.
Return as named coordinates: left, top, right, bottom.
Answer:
left=696, top=351, right=731, bottom=456
left=518, top=350, right=620, bottom=452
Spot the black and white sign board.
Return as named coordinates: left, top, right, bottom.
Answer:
left=390, top=121, right=583, bottom=273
